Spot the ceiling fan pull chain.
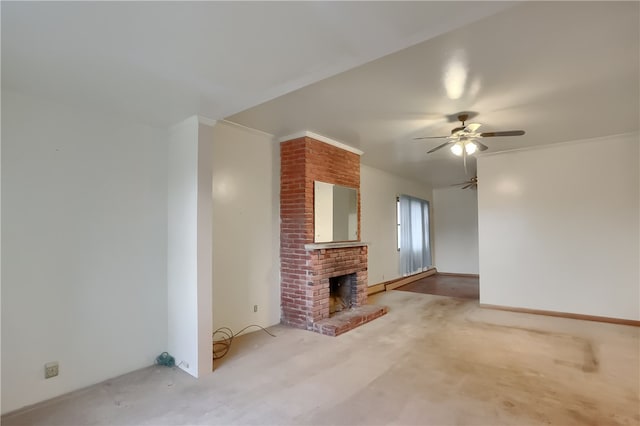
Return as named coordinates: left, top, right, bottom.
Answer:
left=463, top=149, right=469, bottom=175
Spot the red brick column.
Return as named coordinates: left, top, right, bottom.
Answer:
left=280, top=136, right=364, bottom=330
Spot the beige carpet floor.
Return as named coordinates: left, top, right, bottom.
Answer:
left=3, top=291, right=639, bottom=425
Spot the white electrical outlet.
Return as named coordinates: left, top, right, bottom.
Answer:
left=45, top=362, right=59, bottom=379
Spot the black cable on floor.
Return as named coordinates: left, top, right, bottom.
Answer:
left=213, top=324, right=276, bottom=360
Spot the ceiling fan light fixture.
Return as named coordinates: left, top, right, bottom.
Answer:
left=450, top=142, right=464, bottom=156
left=417, top=113, right=526, bottom=155
left=465, top=141, right=478, bottom=155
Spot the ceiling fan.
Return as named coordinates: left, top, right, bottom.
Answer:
left=451, top=175, right=477, bottom=190
left=414, top=113, right=525, bottom=155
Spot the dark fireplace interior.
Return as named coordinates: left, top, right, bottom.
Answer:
left=329, top=273, right=355, bottom=315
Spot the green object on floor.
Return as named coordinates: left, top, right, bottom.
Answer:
left=155, top=352, right=175, bottom=367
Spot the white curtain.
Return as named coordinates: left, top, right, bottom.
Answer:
left=399, top=195, right=432, bottom=276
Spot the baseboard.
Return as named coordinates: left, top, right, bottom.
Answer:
left=479, top=304, right=640, bottom=327
left=385, top=268, right=437, bottom=291
left=436, top=272, right=479, bottom=278
left=367, top=268, right=438, bottom=295
left=367, top=283, right=386, bottom=296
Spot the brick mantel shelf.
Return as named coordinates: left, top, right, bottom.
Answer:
left=304, top=242, right=370, bottom=250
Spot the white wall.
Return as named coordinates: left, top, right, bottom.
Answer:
left=1, top=90, right=168, bottom=413
left=478, top=133, right=639, bottom=320
left=167, top=118, right=199, bottom=377
left=360, top=165, right=433, bottom=285
left=211, top=121, right=280, bottom=335
left=196, top=122, right=214, bottom=377
left=433, top=187, right=479, bottom=274
left=167, top=117, right=213, bottom=378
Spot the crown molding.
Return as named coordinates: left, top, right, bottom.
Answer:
left=478, top=131, right=639, bottom=158
left=220, top=120, right=275, bottom=138
left=278, top=131, right=364, bottom=156
left=197, top=115, right=217, bottom=127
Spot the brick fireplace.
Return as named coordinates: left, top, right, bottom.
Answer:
left=280, top=132, right=387, bottom=336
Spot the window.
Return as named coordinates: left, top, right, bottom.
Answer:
left=397, top=194, right=431, bottom=276
left=396, top=197, right=401, bottom=251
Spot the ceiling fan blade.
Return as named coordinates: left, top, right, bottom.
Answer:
left=413, top=135, right=449, bottom=140
left=475, top=141, right=489, bottom=151
left=466, top=123, right=482, bottom=132
left=427, top=141, right=452, bottom=154
left=480, top=130, right=525, bottom=137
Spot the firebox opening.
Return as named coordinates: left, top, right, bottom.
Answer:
left=329, top=274, right=355, bottom=315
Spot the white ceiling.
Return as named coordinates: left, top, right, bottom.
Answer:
left=3, top=2, right=638, bottom=188
left=1, top=1, right=513, bottom=127
left=228, top=2, right=640, bottom=187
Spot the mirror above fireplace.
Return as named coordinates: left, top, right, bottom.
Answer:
left=314, top=181, right=358, bottom=243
